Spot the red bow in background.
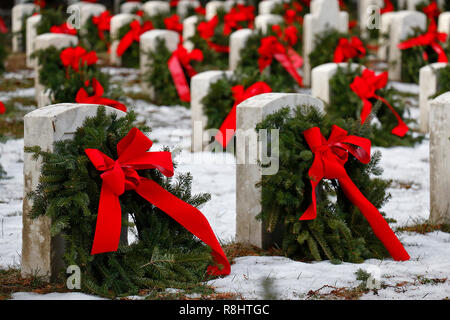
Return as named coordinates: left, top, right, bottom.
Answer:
left=92, top=11, right=112, bottom=41
left=258, top=36, right=303, bottom=87
left=333, top=36, right=366, bottom=63
left=164, top=14, right=183, bottom=34
left=0, top=101, right=5, bottom=114
left=380, top=0, right=394, bottom=14
left=34, top=0, right=46, bottom=8
left=85, top=127, right=230, bottom=275
left=215, top=82, right=272, bottom=147
left=423, top=1, right=440, bottom=22
left=168, top=45, right=203, bottom=102
left=50, top=22, right=77, bottom=35
left=197, top=16, right=230, bottom=53
left=117, top=20, right=153, bottom=57
left=223, top=4, right=255, bottom=35
left=272, top=25, right=300, bottom=47
left=398, top=20, right=448, bottom=63
left=302, top=125, right=410, bottom=261
left=76, top=78, right=127, bottom=112
left=350, top=69, right=409, bottom=137
left=195, top=6, right=206, bottom=16
left=60, top=46, right=98, bottom=72
left=0, top=17, right=8, bottom=34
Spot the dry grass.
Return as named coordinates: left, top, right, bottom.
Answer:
left=5, top=53, right=28, bottom=73
left=397, top=222, right=450, bottom=234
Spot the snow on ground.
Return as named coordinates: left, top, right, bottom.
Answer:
left=0, top=70, right=448, bottom=299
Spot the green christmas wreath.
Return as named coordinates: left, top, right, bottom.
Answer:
left=0, top=31, right=8, bottom=74
left=430, top=63, right=450, bottom=98
left=81, top=13, right=109, bottom=52
left=26, top=107, right=215, bottom=298
left=36, top=7, right=66, bottom=35
left=256, top=106, right=392, bottom=263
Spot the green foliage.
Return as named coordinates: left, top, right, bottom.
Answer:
left=26, top=107, right=214, bottom=298
left=256, top=106, right=392, bottom=263
left=433, top=64, right=450, bottom=98
left=0, top=163, right=5, bottom=180
left=309, top=29, right=367, bottom=70
left=33, top=46, right=111, bottom=104
left=0, top=32, right=8, bottom=74
left=82, top=16, right=109, bottom=52
left=142, top=38, right=188, bottom=107
left=328, top=64, right=423, bottom=147
left=116, top=22, right=140, bottom=68
left=36, top=8, right=66, bottom=35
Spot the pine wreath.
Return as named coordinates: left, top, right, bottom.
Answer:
left=256, top=106, right=392, bottom=263
left=36, top=7, right=66, bottom=35
left=328, top=64, right=423, bottom=147
left=431, top=63, right=450, bottom=98
left=26, top=107, right=215, bottom=298
left=0, top=32, right=8, bottom=74
left=82, top=13, right=109, bottom=52
left=116, top=22, right=141, bottom=68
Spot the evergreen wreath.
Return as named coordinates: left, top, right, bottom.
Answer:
left=33, top=46, right=111, bottom=105
left=328, top=64, right=422, bottom=147
left=0, top=32, right=8, bottom=74
left=431, top=63, right=450, bottom=98
left=26, top=107, right=215, bottom=298
left=36, top=7, right=66, bottom=35
left=82, top=14, right=109, bottom=52
left=116, top=22, right=141, bottom=68
left=256, top=106, right=392, bottom=263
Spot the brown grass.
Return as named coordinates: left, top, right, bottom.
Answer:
left=397, top=223, right=450, bottom=234
left=5, top=53, right=28, bottom=73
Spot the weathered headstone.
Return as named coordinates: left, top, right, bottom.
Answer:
left=182, top=15, right=199, bottom=51
left=22, top=103, right=126, bottom=281
left=143, top=1, right=171, bottom=17
left=429, top=92, right=450, bottom=225
left=190, top=70, right=234, bottom=152
left=140, top=30, right=180, bottom=99
left=177, top=0, right=200, bottom=18
left=120, top=1, right=143, bottom=14
left=229, top=28, right=253, bottom=70
left=303, top=0, right=349, bottom=86
left=34, top=34, right=79, bottom=108
left=67, top=1, right=106, bottom=35
left=254, top=14, right=283, bottom=34
left=205, top=0, right=242, bottom=20
left=438, top=12, right=450, bottom=36
left=358, top=0, right=383, bottom=36
left=110, top=13, right=139, bottom=66
left=311, top=62, right=364, bottom=104
left=236, top=93, right=324, bottom=248
left=419, top=63, right=447, bottom=133
left=377, top=11, right=396, bottom=61
left=384, top=11, right=427, bottom=81
left=12, top=3, right=39, bottom=53
left=26, top=14, right=42, bottom=68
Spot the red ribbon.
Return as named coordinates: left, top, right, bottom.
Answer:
left=215, top=82, right=272, bottom=148
left=223, top=4, right=255, bottom=36
left=168, top=45, right=203, bottom=102
left=50, top=22, right=77, bottom=36
left=164, top=14, right=183, bottom=34
left=350, top=69, right=409, bottom=137
left=398, top=20, right=448, bottom=63
left=60, top=46, right=98, bottom=72
left=302, top=125, right=410, bottom=261
left=423, top=1, right=440, bottom=21
left=117, top=20, right=153, bottom=57
left=34, top=0, right=46, bottom=8
left=92, top=11, right=112, bottom=41
left=258, top=36, right=303, bottom=87
left=0, top=101, right=5, bottom=114
left=197, top=16, right=230, bottom=53
left=85, top=127, right=230, bottom=275
left=0, top=17, right=7, bottom=34
left=76, top=78, right=127, bottom=112
left=333, top=36, right=366, bottom=63
left=380, top=0, right=394, bottom=14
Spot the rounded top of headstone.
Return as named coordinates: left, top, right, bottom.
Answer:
left=35, top=33, right=78, bottom=43
left=430, top=92, right=450, bottom=106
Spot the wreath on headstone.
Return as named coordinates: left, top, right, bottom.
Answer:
left=0, top=29, right=8, bottom=74
left=82, top=10, right=112, bottom=52
left=36, top=7, right=67, bottom=36
left=431, top=63, right=450, bottom=98
left=26, top=107, right=229, bottom=298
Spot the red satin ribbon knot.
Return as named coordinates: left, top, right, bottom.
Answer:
left=302, top=125, right=410, bottom=261
left=92, top=11, right=112, bottom=41
left=258, top=36, right=304, bottom=87
left=333, top=36, right=366, bottom=63
left=215, top=82, right=272, bottom=147
left=50, top=22, right=77, bottom=36
left=168, top=45, right=203, bottom=102
left=350, top=69, right=409, bottom=137
left=85, top=128, right=230, bottom=275
left=117, top=20, right=153, bottom=57
left=60, top=46, right=98, bottom=72
left=223, top=4, right=255, bottom=35
left=423, top=1, right=440, bottom=21
left=76, top=78, right=127, bottom=112
left=197, top=16, right=230, bottom=53
left=398, top=20, right=448, bottom=63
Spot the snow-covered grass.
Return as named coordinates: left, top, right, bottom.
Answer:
left=0, top=69, right=448, bottom=300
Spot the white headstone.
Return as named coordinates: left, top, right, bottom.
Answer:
left=143, top=1, right=171, bottom=17
left=120, top=1, right=143, bottom=14
left=22, top=103, right=126, bottom=281
left=190, top=70, right=234, bottom=152
left=177, top=0, right=200, bottom=18
left=236, top=93, right=324, bottom=248
left=377, top=11, right=396, bottom=60
left=429, top=92, right=450, bottom=225
left=182, top=15, right=199, bottom=51
left=258, top=0, right=284, bottom=15
left=140, top=30, right=180, bottom=99
left=12, top=3, right=39, bottom=53
left=303, top=0, right=349, bottom=86
left=34, top=33, right=79, bottom=108
left=229, top=28, right=253, bottom=71
left=419, top=62, right=447, bottom=133
left=26, top=14, right=42, bottom=68
left=254, top=14, right=284, bottom=34
left=205, top=0, right=240, bottom=20
left=110, top=13, right=140, bottom=66
left=438, top=12, right=450, bottom=36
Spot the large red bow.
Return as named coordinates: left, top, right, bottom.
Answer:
left=85, top=128, right=230, bottom=275
left=0, top=17, right=7, bottom=34
left=223, top=4, right=255, bottom=35
left=168, top=45, right=203, bottom=102
left=258, top=36, right=303, bottom=87
left=164, top=14, right=183, bottom=34
left=215, top=82, right=272, bottom=147
left=76, top=78, right=127, bottom=112
left=380, top=0, right=394, bottom=14
left=50, top=22, right=77, bottom=36
left=302, top=125, right=410, bottom=261
left=398, top=20, right=448, bottom=63
left=350, top=69, right=409, bottom=137
left=197, top=16, right=230, bottom=53
left=60, top=46, right=98, bottom=72
left=92, top=11, right=112, bottom=41
left=333, top=36, right=366, bottom=63
left=117, top=20, right=153, bottom=57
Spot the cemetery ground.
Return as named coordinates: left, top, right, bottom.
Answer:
left=0, top=54, right=449, bottom=301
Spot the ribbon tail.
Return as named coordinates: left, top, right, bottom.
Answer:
left=360, top=99, right=373, bottom=125
left=215, top=103, right=238, bottom=148
left=136, top=179, right=231, bottom=276
left=376, top=96, right=409, bottom=137
left=91, top=186, right=123, bottom=255
left=168, top=55, right=191, bottom=102
left=117, top=32, right=134, bottom=57
left=274, top=52, right=303, bottom=87
left=430, top=42, right=449, bottom=63
left=339, top=175, right=410, bottom=261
